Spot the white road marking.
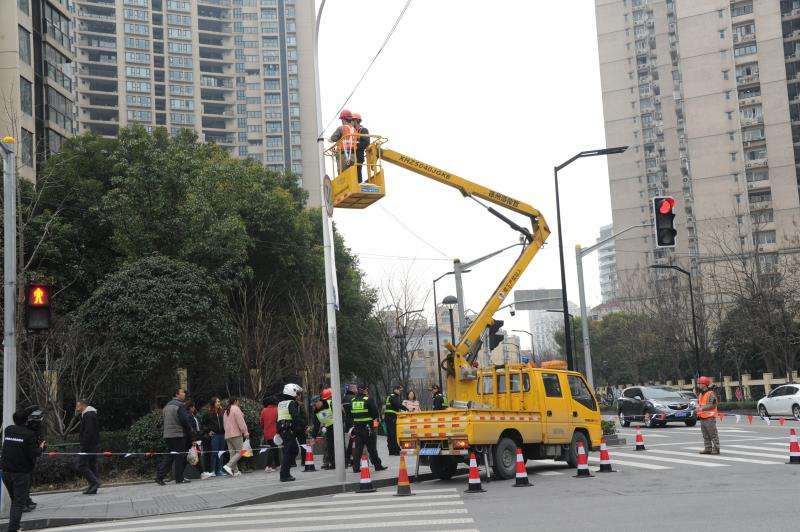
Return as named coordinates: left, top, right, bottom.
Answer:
left=232, top=518, right=477, bottom=532
left=333, top=488, right=457, bottom=498
left=648, top=449, right=782, bottom=465
left=535, top=470, right=565, bottom=476
left=587, top=456, right=671, bottom=470
left=612, top=451, right=727, bottom=467
left=234, top=494, right=461, bottom=510
left=686, top=446, right=786, bottom=459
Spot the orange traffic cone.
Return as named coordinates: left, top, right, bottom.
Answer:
left=303, top=443, right=316, bottom=472
left=634, top=428, right=646, bottom=451
left=358, top=454, right=376, bottom=493
left=779, top=417, right=787, bottom=427
left=574, top=441, right=593, bottom=478
left=395, top=453, right=414, bottom=496
left=512, top=448, right=532, bottom=487
left=598, top=437, right=616, bottom=473
left=464, top=452, right=485, bottom=493
left=789, top=429, right=800, bottom=465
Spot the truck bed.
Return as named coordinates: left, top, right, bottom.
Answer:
left=397, top=409, right=544, bottom=447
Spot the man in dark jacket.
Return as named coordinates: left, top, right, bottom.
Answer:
left=156, top=388, right=193, bottom=485
left=2, top=407, right=45, bottom=532
left=384, top=384, right=406, bottom=456
left=75, top=399, right=101, bottom=494
left=352, top=113, right=370, bottom=183
left=342, top=384, right=356, bottom=468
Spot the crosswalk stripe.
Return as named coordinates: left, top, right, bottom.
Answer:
left=729, top=444, right=790, bottom=453
left=612, top=451, right=727, bottom=467
left=65, top=510, right=472, bottom=532
left=648, top=449, right=782, bottom=465
left=535, top=470, right=565, bottom=476
left=232, top=518, right=476, bottom=532
left=760, top=442, right=788, bottom=448
left=334, top=488, right=456, bottom=498
left=235, top=495, right=461, bottom=510
left=686, top=446, right=786, bottom=459
left=587, top=456, right=671, bottom=470
left=617, top=432, right=669, bottom=438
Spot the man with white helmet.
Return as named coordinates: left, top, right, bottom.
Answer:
left=277, top=383, right=305, bottom=482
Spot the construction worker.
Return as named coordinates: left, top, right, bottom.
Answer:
left=431, top=384, right=447, bottom=410
left=384, top=384, right=406, bottom=456
left=351, top=384, right=386, bottom=473
left=352, top=112, right=370, bottom=183
left=313, top=388, right=335, bottom=469
left=342, top=384, right=356, bottom=468
left=329, top=109, right=357, bottom=174
left=277, top=383, right=305, bottom=482
left=696, top=376, right=720, bottom=455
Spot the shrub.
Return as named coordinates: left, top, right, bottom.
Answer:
left=601, top=420, right=617, bottom=435
left=33, top=455, right=79, bottom=487
left=718, top=401, right=757, bottom=411
left=127, top=410, right=166, bottom=453
left=238, top=398, right=264, bottom=443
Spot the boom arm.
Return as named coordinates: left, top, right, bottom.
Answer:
left=376, top=147, right=551, bottom=400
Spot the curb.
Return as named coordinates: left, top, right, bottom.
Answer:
left=6, top=470, right=467, bottom=531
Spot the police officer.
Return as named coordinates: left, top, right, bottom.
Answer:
left=431, top=384, right=447, bottom=410
left=1, top=407, right=46, bottom=532
left=384, top=384, right=406, bottom=456
left=351, top=384, right=386, bottom=473
left=277, top=383, right=305, bottom=482
left=313, top=388, right=335, bottom=469
left=342, top=384, right=356, bottom=468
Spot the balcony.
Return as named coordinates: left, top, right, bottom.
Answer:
left=740, top=116, right=763, bottom=127
left=79, top=37, right=117, bottom=50
left=736, top=73, right=760, bottom=86
left=746, top=180, right=770, bottom=191
left=745, top=158, right=768, bottom=169
left=749, top=199, right=772, bottom=211
left=783, top=7, right=800, bottom=20
left=733, top=33, right=756, bottom=44
left=738, top=95, right=762, bottom=106
left=77, top=9, right=116, bottom=22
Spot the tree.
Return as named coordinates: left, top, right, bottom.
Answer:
left=288, top=286, right=328, bottom=398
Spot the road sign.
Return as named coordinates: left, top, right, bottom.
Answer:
left=323, top=175, right=334, bottom=217
left=513, top=289, right=564, bottom=311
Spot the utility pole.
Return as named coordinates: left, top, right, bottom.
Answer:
left=2, top=136, right=17, bottom=432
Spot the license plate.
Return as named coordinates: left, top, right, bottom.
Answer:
left=419, top=447, right=440, bottom=456
left=674, top=412, right=686, bottom=418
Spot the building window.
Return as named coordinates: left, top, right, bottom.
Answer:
left=731, top=2, right=753, bottom=18
left=719, top=29, right=726, bottom=39
left=166, top=0, right=190, bottom=12
left=19, top=77, right=32, bottom=116
left=46, top=87, right=74, bottom=132
left=734, top=43, right=757, bottom=57
left=18, top=0, right=29, bottom=15
left=125, top=66, right=151, bottom=78
left=46, top=128, right=65, bottom=156
left=168, top=42, right=192, bottom=54
left=722, top=69, right=729, bottom=80
left=126, top=80, right=152, bottom=93
left=127, top=109, right=152, bottom=122
left=20, top=129, right=33, bottom=167
left=753, top=231, right=776, bottom=245
left=167, top=27, right=191, bottom=40
left=730, top=152, right=737, bottom=161
left=124, top=23, right=149, bottom=36
left=18, top=26, right=31, bottom=65
left=43, top=3, right=70, bottom=49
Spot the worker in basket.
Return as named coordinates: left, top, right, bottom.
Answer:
left=329, top=109, right=357, bottom=174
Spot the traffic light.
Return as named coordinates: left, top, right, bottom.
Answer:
left=488, top=319, right=504, bottom=351
left=653, top=196, right=677, bottom=248
left=25, top=283, right=51, bottom=330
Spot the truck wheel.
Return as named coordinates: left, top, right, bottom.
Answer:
left=492, top=437, right=518, bottom=480
left=566, top=432, right=589, bottom=468
left=429, top=456, right=457, bottom=480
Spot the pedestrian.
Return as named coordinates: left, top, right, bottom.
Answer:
left=403, top=390, right=421, bottom=412
left=222, top=397, right=249, bottom=477
left=342, top=384, right=356, bottom=468
left=352, top=112, right=370, bottom=183
left=430, top=384, right=447, bottom=410
left=187, top=402, right=211, bottom=479
left=277, top=383, right=305, bottom=482
left=202, top=396, right=226, bottom=476
left=696, top=376, right=720, bottom=455
left=259, top=396, right=279, bottom=472
left=74, top=399, right=101, bottom=494
left=384, top=384, right=406, bottom=456
left=351, top=384, right=386, bottom=473
left=329, top=109, right=357, bottom=174
left=313, top=388, right=335, bottom=469
left=156, top=388, right=193, bottom=485
left=1, top=407, right=45, bottom=532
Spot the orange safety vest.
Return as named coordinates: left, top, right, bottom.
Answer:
left=697, top=390, right=717, bottom=419
left=338, top=124, right=357, bottom=152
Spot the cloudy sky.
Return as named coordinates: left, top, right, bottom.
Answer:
left=317, top=0, right=615, bottom=350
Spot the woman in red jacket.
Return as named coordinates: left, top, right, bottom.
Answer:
left=260, top=397, right=279, bottom=472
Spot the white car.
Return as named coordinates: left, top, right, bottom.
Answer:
left=757, top=384, right=800, bottom=419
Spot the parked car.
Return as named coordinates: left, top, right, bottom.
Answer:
left=618, top=386, right=697, bottom=428
left=757, top=384, right=800, bottom=420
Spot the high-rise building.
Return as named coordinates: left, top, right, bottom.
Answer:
left=73, top=0, right=320, bottom=203
left=597, top=223, right=618, bottom=303
left=595, top=0, right=800, bottom=290
left=3, top=0, right=76, bottom=181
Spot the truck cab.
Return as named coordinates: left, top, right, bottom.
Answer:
left=397, top=364, right=602, bottom=480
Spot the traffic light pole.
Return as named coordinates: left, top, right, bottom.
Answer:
left=650, top=264, right=701, bottom=379
left=575, top=224, right=652, bottom=389
left=1, top=137, right=17, bottom=432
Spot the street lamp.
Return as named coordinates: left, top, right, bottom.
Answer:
left=546, top=309, right=578, bottom=371
left=512, top=329, right=536, bottom=364
left=554, top=146, right=628, bottom=370
left=442, top=295, right=459, bottom=348
left=649, top=264, right=701, bottom=378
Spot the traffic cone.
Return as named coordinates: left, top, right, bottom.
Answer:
left=747, top=415, right=753, bottom=425
left=358, top=454, right=376, bottom=493
left=303, top=444, right=316, bottom=472
left=395, top=453, right=414, bottom=496
left=788, top=429, right=800, bottom=465
left=512, top=448, right=532, bottom=487
left=573, top=441, right=593, bottom=478
left=464, top=452, right=485, bottom=494
left=598, top=437, right=616, bottom=473
left=779, top=417, right=787, bottom=427
left=634, top=428, right=646, bottom=451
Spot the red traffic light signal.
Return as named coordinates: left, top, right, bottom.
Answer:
left=653, top=196, right=677, bottom=248
left=26, top=284, right=52, bottom=330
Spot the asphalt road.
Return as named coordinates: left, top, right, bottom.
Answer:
left=43, top=418, right=800, bottom=531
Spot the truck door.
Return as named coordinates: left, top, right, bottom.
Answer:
left=566, top=374, right=600, bottom=426
left=540, top=372, right=570, bottom=443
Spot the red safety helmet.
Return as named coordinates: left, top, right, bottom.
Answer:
left=697, top=376, right=711, bottom=386
left=321, top=388, right=332, bottom=401
left=351, top=112, right=362, bottom=122
left=339, top=109, right=353, bottom=120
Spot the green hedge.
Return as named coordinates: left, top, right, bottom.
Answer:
left=718, top=401, right=758, bottom=411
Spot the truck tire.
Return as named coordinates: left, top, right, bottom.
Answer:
left=566, top=431, right=589, bottom=468
left=429, top=456, right=457, bottom=480
left=492, top=437, right=518, bottom=480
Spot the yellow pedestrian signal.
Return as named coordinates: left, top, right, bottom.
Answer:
left=26, top=284, right=52, bottom=330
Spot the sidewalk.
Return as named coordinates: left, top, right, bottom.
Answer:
left=6, top=437, right=436, bottom=531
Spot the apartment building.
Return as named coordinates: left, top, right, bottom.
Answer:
left=3, top=0, right=76, bottom=181
left=597, top=223, right=619, bottom=303
left=595, top=0, right=800, bottom=292
left=74, top=0, right=320, bottom=203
